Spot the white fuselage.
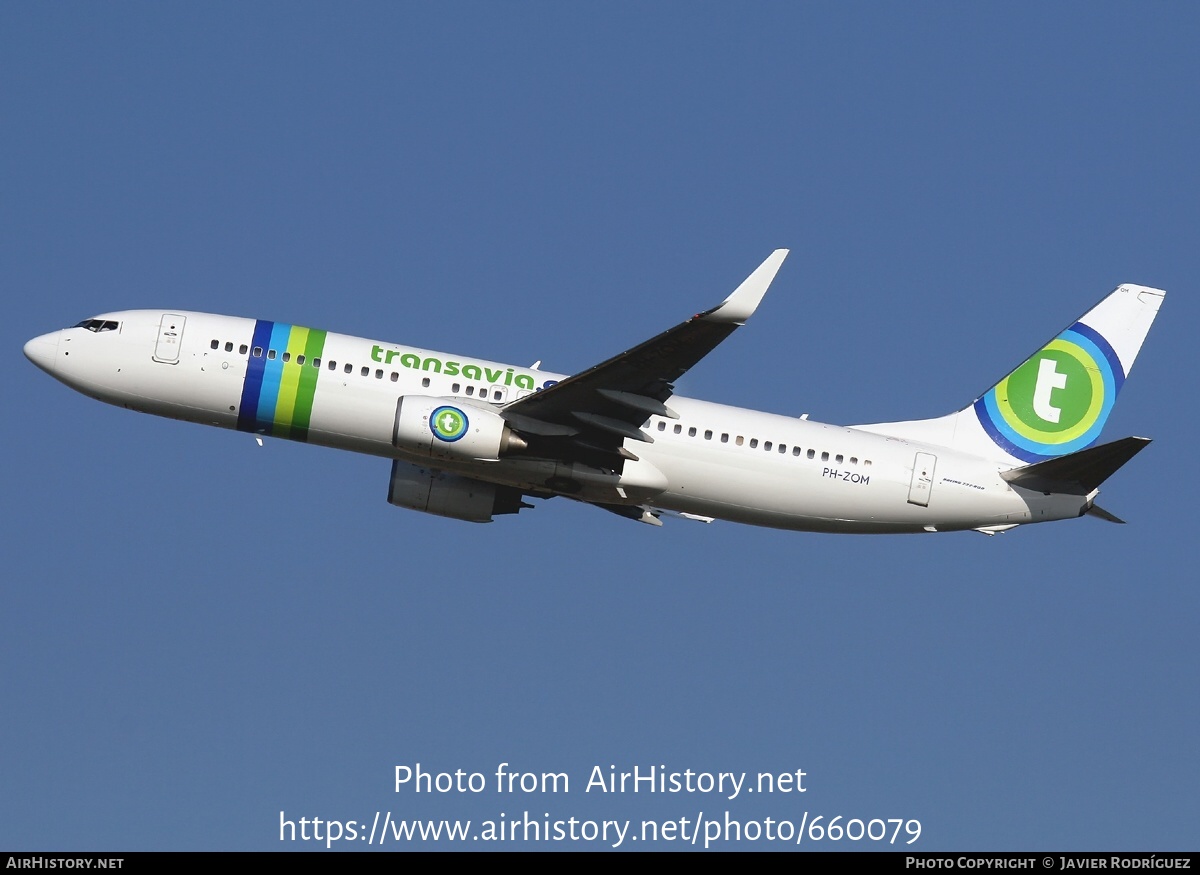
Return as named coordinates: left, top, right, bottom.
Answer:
left=24, top=309, right=1088, bottom=533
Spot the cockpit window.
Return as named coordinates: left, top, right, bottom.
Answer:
left=73, top=319, right=119, bottom=333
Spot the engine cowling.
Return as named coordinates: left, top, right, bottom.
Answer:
left=392, top=396, right=527, bottom=461
left=387, top=460, right=528, bottom=523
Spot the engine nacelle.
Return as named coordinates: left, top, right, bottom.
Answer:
left=392, top=396, right=527, bottom=461
left=387, top=460, right=528, bottom=523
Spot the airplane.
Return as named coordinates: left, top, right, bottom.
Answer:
left=23, top=251, right=1165, bottom=535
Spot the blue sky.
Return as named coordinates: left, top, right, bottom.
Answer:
left=3, top=2, right=1196, bottom=850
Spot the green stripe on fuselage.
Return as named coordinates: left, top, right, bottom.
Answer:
left=272, top=327, right=310, bottom=438
left=293, top=329, right=327, bottom=441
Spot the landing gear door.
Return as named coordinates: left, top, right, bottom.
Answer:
left=908, top=452, right=937, bottom=507
left=153, top=314, right=186, bottom=364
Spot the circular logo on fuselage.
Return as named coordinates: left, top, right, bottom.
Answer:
left=430, top=405, right=469, bottom=442
left=974, top=322, right=1124, bottom=462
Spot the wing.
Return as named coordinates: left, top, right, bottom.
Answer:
left=501, top=250, right=788, bottom=468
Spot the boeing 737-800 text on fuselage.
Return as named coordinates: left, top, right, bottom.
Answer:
left=24, top=251, right=1165, bottom=534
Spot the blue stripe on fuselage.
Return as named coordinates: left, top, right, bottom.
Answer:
left=236, top=320, right=275, bottom=432
left=254, top=322, right=291, bottom=430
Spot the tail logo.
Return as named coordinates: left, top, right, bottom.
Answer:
left=430, top=406, right=469, bottom=442
left=974, top=322, right=1125, bottom=462
left=1032, top=358, right=1069, bottom=423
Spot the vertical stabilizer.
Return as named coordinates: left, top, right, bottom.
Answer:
left=854, top=284, right=1165, bottom=464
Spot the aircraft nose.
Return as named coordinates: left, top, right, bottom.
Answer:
left=24, top=331, right=60, bottom=374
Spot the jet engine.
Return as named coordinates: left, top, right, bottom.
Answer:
left=392, top=397, right=527, bottom=461
left=387, top=460, right=529, bottom=523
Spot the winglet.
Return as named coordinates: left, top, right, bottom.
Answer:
left=702, top=249, right=789, bottom=324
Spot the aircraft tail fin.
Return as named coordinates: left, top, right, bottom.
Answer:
left=854, top=284, right=1165, bottom=464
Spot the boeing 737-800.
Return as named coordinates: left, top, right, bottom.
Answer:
left=23, top=251, right=1165, bottom=534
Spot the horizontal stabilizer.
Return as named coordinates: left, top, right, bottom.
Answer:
left=1001, top=436, right=1151, bottom=495
left=1085, top=504, right=1126, bottom=524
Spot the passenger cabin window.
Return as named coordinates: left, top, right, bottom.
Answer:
left=344, top=363, right=352, bottom=374
left=282, top=352, right=291, bottom=363
left=210, top=339, right=219, bottom=349
left=240, top=344, right=248, bottom=355
left=253, top=347, right=263, bottom=357
left=225, top=342, right=234, bottom=352
left=267, top=349, right=277, bottom=360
